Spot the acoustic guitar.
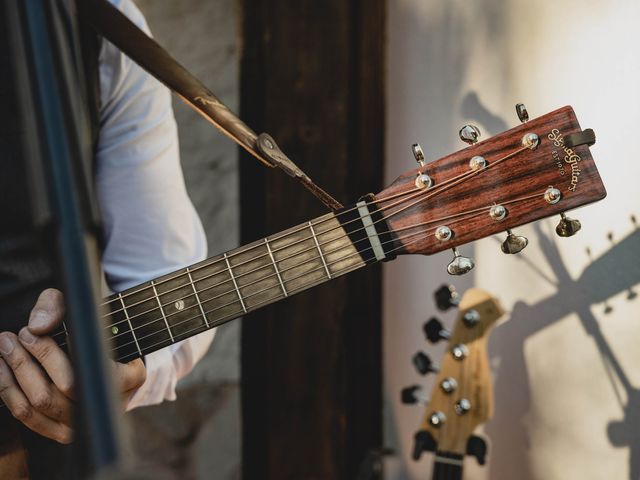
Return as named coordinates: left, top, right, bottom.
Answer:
left=0, top=105, right=606, bottom=477
left=403, top=287, right=504, bottom=479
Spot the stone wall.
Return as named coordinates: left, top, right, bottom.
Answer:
left=125, top=1, right=241, bottom=478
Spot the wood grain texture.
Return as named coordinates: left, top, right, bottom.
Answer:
left=420, top=289, right=504, bottom=454
left=379, top=106, right=607, bottom=255
left=240, top=1, right=385, bottom=478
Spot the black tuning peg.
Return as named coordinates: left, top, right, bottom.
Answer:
left=412, top=430, right=437, bottom=460
left=556, top=213, right=581, bottom=237
left=466, top=435, right=488, bottom=465
left=412, top=351, right=439, bottom=375
left=423, top=317, right=451, bottom=343
left=434, top=284, right=460, bottom=311
left=401, top=385, right=428, bottom=405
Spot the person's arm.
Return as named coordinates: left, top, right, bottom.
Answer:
left=0, top=0, right=215, bottom=443
left=95, top=0, right=215, bottom=410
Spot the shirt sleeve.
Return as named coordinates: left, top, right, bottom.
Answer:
left=95, top=0, right=215, bottom=410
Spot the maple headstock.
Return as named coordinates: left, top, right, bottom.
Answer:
left=377, top=106, right=606, bottom=257
left=418, top=288, right=503, bottom=456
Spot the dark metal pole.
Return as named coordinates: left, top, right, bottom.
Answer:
left=6, top=0, right=124, bottom=473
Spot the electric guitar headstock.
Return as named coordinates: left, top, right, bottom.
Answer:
left=377, top=104, right=606, bottom=274
left=402, top=287, right=504, bottom=479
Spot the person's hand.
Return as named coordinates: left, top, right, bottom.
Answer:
left=0, top=288, right=146, bottom=444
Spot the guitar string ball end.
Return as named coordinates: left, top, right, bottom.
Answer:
left=522, top=132, right=539, bottom=150
left=469, top=155, right=486, bottom=171
left=544, top=186, right=562, bottom=204
left=434, top=225, right=452, bottom=242
left=489, top=204, right=507, bottom=221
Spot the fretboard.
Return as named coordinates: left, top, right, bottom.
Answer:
left=432, top=452, right=464, bottom=480
left=57, top=199, right=394, bottom=363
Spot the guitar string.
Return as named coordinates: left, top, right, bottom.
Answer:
left=98, top=143, right=529, bottom=320
left=45, top=144, right=534, bottom=345
left=55, top=190, right=541, bottom=355
left=91, top=190, right=541, bottom=347
left=99, top=141, right=528, bottom=312
left=98, top=166, right=471, bottom=311
left=46, top=148, right=536, bottom=346
left=59, top=219, right=465, bottom=359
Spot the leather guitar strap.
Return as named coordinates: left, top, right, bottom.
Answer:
left=78, top=0, right=343, bottom=211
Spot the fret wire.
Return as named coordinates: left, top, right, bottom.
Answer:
left=224, top=253, right=247, bottom=313
left=186, top=266, right=210, bottom=328
left=118, top=293, right=142, bottom=356
left=62, top=187, right=535, bottom=346
left=102, top=142, right=526, bottom=313
left=57, top=221, right=445, bottom=359
left=151, top=280, right=174, bottom=343
left=308, top=221, right=331, bottom=279
left=106, top=223, right=435, bottom=350
left=264, top=238, right=288, bottom=297
left=101, top=159, right=484, bottom=316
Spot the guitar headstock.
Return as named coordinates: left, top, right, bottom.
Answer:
left=418, top=288, right=503, bottom=455
left=402, top=287, right=504, bottom=469
left=377, top=106, right=606, bottom=267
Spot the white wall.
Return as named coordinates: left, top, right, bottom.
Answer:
left=385, top=1, right=640, bottom=479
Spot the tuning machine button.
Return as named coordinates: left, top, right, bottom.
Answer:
left=412, top=351, right=439, bottom=375
left=412, top=430, right=437, bottom=460
left=401, top=385, right=429, bottom=405
left=466, top=435, right=488, bottom=465
left=434, top=284, right=460, bottom=311
left=423, top=317, right=451, bottom=343
left=412, top=143, right=426, bottom=167
left=501, top=230, right=528, bottom=254
left=516, top=103, right=529, bottom=123
left=459, top=124, right=481, bottom=145
left=447, top=248, right=475, bottom=275
left=556, top=213, right=581, bottom=237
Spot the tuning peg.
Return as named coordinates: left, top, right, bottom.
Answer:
left=412, top=143, right=426, bottom=167
left=515, top=103, right=529, bottom=123
left=466, top=435, right=488, bottom=465
left=412, top=430, right=437, bottom=460
left=447, top=248, right=475, bottom=275
left=412, top=351, right=439, bottom=375
left=434, top=284, right=460, bottom=311
left=501, top=230, right=528, bottom=254
left=423, top=317, right=451, bottom=343
left=555, top=213, right=581, bottom=237
left=401, top=385, right=429, bottom=405
left=459, top=124, right=481, bottom=145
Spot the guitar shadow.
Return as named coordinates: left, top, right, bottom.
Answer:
left=486, top=221, right=640, bottom=479
left=460, top=91, right=640, bottom=479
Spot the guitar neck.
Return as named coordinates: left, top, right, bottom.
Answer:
left=432, top=452, right=463, bottom=480
left=58, top=198, right=394, bottom=363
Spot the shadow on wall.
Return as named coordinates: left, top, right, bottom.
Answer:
left=461, top=95, right=640, bottom=480
left=486, top=220, right=640, bottom=480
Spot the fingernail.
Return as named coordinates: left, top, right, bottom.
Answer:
left=30, top=310, right=49, bottom=330
left=19, top=328, right=36, bottom=345
left=0, top=334, right=15, bottom=355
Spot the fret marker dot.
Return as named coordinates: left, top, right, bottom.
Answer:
left=175, top=300, right=185, bottom=311
left=111, top=326, right=119, bottom=335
